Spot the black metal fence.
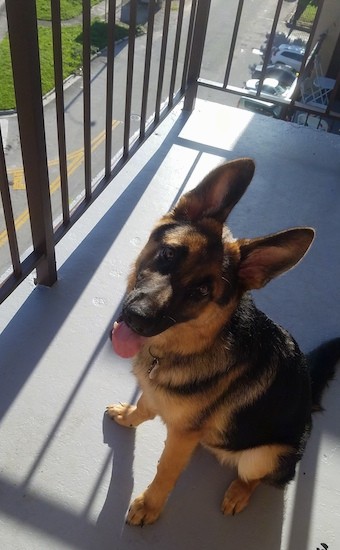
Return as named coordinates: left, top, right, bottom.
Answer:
left=0, top=0, right=339, bottom=303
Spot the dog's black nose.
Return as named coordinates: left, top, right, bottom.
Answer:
left=124, top=309, right=148, bottom=336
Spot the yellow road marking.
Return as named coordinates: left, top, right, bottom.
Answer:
left=10, top=157, right=62, bottom=190
left=12, top=169, right=25, bottom=190
left=0, top=120, right=120, bottom=248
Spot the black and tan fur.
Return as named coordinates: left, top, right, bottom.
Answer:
left=107, top=159, right=340, bottom=526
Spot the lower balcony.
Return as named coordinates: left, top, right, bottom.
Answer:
left=1, top=99, right=340, bottom=550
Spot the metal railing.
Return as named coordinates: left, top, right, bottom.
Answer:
left=0, top=0, right=195, bottom=303
left=0, top=0, right=339, bottom=303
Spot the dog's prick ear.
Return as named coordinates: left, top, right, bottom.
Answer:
left=238, top=228, right=315, bottom=290
left=172, top=158, right=255, bottom=223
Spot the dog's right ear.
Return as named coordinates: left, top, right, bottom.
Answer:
left=172, top=158, right=255, bottom=224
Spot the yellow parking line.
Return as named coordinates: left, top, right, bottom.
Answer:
left=0, top=120, right=120, bottom=248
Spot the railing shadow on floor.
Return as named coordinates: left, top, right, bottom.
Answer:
left=1, top=102, right=340, bottom=549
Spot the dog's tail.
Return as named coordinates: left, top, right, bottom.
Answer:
left=307, top=338, right=340, bottom=411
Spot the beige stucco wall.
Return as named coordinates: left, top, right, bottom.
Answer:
left=312, top=0, right=340, bottom=72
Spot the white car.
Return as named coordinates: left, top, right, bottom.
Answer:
left=245, top=77, right=286, bottom=97
left=252, top=64, right=297, bottom=87
left=271, top=44, right=306, bottom=72
left=239, top=76, right=298, bottom=118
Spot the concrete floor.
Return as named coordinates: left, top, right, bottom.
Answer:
left=1, top=100, right=340, bottom=550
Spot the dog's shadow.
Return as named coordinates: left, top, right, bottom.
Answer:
left=95, top=414, right=135, bottom=543
left=97, top=416, right=285, bottom=550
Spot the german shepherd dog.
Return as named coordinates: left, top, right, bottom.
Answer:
left=107, top=158, right=340, bottom=526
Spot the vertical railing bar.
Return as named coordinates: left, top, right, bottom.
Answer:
left=168, top=0, right=185, bottom=107
left=105, top=0, right=117, bottom=178
left=326, top=72, right=340, bottom=116
left=123, top=0, right=137, bottom=158
left=285, top=0, right=325, bottom=119
left=154, top=0, right=171, bottom=124
left=294, top=0, right=325, bottom=79
left=183, top=0, right=211, bottom=112
left=223, top=0, right=244, bottom=88
left=256, top=0, right=284, bottom=97
left=6, top=0, right=57, bottom=286
left=140, top=0, right=156, bottom=141
left=83, top=0, right=92, bottom=199
left=0, top=127, right=22, bottom=277
left=294, top=0, right=324, bottom=80
left=180, top=0, right=197, bottom=92
left=51, top=0, right=70, bottom=225
left=0, top=253, right=42, bottom=305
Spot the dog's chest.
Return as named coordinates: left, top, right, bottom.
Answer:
left=131, top=348, right=238, bottom=432
left=132, top=355, right=195, bottom=425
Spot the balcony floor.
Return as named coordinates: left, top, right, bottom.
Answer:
left=1, top=99, right=340, bottom=550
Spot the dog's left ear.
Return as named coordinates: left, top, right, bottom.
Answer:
left=172, top=158, right=255, bottom=223
left=238, top=227, right=315, bottom=290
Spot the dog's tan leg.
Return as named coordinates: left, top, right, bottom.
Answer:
left=221, top=478, right=260, bottom=515
left=106, top=393, right=155, bottom=428
left=127, top=429, right=200, bottom=526
left=221, top=443, right=291, bottom=515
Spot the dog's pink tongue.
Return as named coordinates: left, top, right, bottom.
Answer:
left=112, top=321, right=146, bottom=358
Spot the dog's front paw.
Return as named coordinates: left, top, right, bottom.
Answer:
left=127, top=494, right=162, bottom=526
left=106, top=403, right=137, bottom=428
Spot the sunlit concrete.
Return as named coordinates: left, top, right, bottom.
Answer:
left=1, top=100, right=339, bottom=550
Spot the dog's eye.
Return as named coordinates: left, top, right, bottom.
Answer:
left=190, top=283, right=210, bottom=300
left=197, top=284, right=209, bottom=297
left=160, top=246, right=175, bottom=262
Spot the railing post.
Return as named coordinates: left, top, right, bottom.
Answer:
left=6, top=0, right=57, bottom=287
left=183, top=0, right=211, bottom=112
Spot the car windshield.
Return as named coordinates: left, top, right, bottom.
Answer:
left=257, top=82, right=285, bottom=96
left=270, top=70, right=295, bottom=86
left=252, top=65, right=296, bottom=86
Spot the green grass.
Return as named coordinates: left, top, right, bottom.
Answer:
left=0, top=20, right=132, bottom=111
left=0, top=36, right=14, bottom=111
left=41, top=26, right=83, bottom=95
left=299, top=4, right=317, bottom=25
left=36, top=0, right=102, bottom=21
left=76, top=19, right=139, bottom=53
left=295, top=0, right=318, bottom=27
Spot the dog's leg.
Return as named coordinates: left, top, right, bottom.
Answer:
left=106, top=393, right=155, bottom=428
left=221, top=478, right=260, bottom=515
left=127, top=429, right=200, bottom=526
left=221, top=444, right=292, bottom=515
